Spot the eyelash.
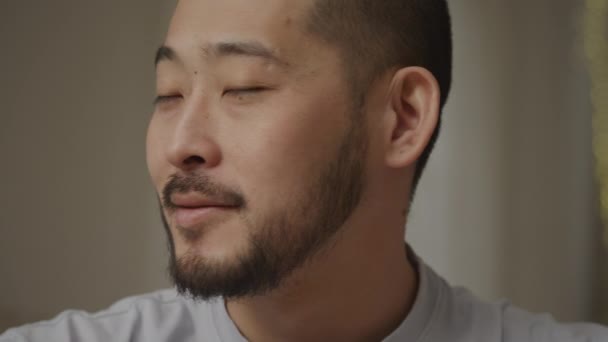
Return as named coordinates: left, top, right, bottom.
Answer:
left=153, top=95, right=181, bottom=105
left=223, top=86, right=269, bottom=96
left=153, top=87, right=270, bottom=105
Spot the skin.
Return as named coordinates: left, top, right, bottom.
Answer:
left=146, top=0, right=441, bottom=341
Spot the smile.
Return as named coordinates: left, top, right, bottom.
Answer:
left=173, top=205, right=235, bottom=228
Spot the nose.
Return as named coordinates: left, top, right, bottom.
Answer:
left=165, top=100, right=221, bottom=173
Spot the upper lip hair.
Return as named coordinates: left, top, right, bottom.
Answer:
left=170, top=193, right=231, bottom=209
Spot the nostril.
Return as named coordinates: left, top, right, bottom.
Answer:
left=183, top=155, right=205, bottom=165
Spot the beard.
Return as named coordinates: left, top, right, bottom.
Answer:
left=160, top=112, right=368, bottom=301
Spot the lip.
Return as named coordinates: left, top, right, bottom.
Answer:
left=169, top=193, right=236, bottom=228
left=170, top=192, right=228, bottom=208
left=173, top=206, right=233, bottom=228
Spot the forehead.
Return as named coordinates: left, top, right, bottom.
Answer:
left=166, top=0, right=316, bottom=64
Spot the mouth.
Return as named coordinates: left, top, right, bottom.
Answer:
left=168, top=193, right=238, bottom=229
left=173, top=205, right=235, bottom=229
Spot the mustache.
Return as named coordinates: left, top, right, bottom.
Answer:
left=161, top=173, right=246, bottom=211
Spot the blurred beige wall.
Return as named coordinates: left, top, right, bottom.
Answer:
left=409, top=0, right=599, bottom=322
left=0, top=0, right=173, bottom=330
left=0, top=0, right=600, bottom=332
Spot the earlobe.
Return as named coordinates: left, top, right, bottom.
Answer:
left=384, top=67, right=440, bottom=169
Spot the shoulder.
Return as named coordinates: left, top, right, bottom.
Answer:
left=0, top=289, right=216, bottom=342
left=450, top=287, right=608, bottom=342
left=502, top=305, right=608, bottom=342
left=429, top=283, right=608, bottom=342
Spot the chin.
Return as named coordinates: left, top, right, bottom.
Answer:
left=173, top=220, right=250, bottom=261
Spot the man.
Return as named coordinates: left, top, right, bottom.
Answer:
left=2, top=0, right=607, bottom=341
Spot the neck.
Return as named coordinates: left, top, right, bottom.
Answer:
left=226, top=202, right=418, bottom=342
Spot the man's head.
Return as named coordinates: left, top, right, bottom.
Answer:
left=307, top=0, right=452, bottom=188
left=147, top=0, right=451, bottom=300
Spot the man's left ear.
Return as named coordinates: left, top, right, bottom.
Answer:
left=384, top=66, right=440, bottom=168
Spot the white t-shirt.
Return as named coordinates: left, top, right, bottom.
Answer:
left=2, top=258, right=607, bottom=342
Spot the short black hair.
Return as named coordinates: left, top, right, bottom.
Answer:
left=306, top=0, right=452, bottom=195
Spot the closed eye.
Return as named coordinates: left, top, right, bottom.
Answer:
left=153, top=95, right=182, bottom=105
left=222, top=86, right=270, bottom=96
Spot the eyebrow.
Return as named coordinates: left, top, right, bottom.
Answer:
left=154, top=41, right=289, bottom=68
left=155, top=46, right=176, bottom=66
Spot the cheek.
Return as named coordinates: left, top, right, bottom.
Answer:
left=145, top=117, right=168, bottom=192
left=226, top=92, right=349, bottom=207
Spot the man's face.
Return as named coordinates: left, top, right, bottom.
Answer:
left=147, top=0, right=369, bottom=299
